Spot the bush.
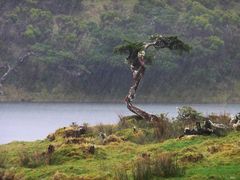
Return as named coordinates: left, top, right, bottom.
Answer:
left=0, top=154, right=6, bottom=168
left=132, top=153, right=185, bottom=180
left=118, top=115, right=150, bottom=129
left=117, top=114, right=184, bottom=143
left=118, top=115, right=138, bottom=129
left=131, top=130, right=148, bottom=144
left=94, top=123, right=116, bottom=136
left=152, top=153, right=185, bottom=177
left=19, top=150, right=51, bottom=168
left=152, top=114, right=173, bottom=140
left=208, top=113, right=231, bottom=126
left=170, top=120, right=186, bottom=138
left=132, top=157, right=152, bottom=180
left=176, top=106, right=204, bottom=127
left=23, top=25, right=41, bottom=39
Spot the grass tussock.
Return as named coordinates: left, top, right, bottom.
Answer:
left=0, top=154, right=6, bottom=168
left=114, top=153, right=185, bottom=180
left=0, top=169, right=24, bottom=180
left=208, top=113, right=231, bottom=126
left=114, top=166, right=129, bottom=180
left=19, top=149, right=53, bottom=168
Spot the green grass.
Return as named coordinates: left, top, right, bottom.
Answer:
left=186, top=164, right=240, bottom=179
left=1, top=125, right=240, bottom=179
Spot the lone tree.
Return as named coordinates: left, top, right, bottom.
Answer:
left=114, top=34, right=190, bottom=121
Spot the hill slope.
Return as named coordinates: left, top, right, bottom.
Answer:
left=0, top=0, right=240, bottom=102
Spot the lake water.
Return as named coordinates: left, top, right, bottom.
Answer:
left=0, top=103, right=240, bottom=144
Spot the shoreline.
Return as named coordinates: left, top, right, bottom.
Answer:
left=1, top=98, right=240, bottom=104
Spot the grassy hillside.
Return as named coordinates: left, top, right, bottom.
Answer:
left=0, top=115, right=239, bottom=179
left=0, top=0, right=240, bottom=103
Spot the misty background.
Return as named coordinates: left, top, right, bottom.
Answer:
left=0, top=0, right=240, bottom=103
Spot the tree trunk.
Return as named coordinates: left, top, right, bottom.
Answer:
left=124, top=57, right=157, bottom=121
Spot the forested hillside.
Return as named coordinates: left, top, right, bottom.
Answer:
left=0, top=0, right=240, bottom=102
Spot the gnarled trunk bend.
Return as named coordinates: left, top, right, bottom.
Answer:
left=124, top=52, right=157, bottom=121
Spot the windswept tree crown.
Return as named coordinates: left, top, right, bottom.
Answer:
left=114, top=34, right=191, bottom=65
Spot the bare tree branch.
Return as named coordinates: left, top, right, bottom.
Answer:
left=0, top=64, right=12, bottom=82
left=0, top=51, right=34, bottom=95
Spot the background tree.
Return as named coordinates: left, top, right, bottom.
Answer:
left=0, top=0, right=240, bottom=102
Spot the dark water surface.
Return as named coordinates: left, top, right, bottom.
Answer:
left=1, top=103, right=240, bottom=144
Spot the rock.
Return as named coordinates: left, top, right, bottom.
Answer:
left=99, top=132, right=106, bottom=139
left=141, top=153, right=150, bottom=159
left=48, top=144, right=55, bottom=154
left=64, top=126, right=86, bottom=138
left=233, top=120, right=240, bottom=131
left=88, top=145, right=95, bottom=154
left=179, top=135, right=198, bottom=140
left=47, top=133, right=55, bottom=141
left=133, top=126, right=137, bottom=133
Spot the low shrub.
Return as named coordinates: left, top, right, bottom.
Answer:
left=0, top=154, right=6, bottom=168
left=152, top=153, right=185, bottom=178
left=19, top=150, right=51, bottom=168
left=170, top=120, right=186, bottom=137
left=94, top=123, right=116, bottom=136
left=132, top=153, right=185, bottom=180
left=114, top=167, right=129, bottom=180
left=152, top=114, right=173, bottom=140
left=132, top=157, right=152, bottom=180
left=208, top=113, right=231, bottom=126
left=118, top=115, right=150, bottom=129
left=131, top=130, right=148, bottom=144
left=176, top=106, right=204, bottom=127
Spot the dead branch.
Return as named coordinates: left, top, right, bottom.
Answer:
left=0, top=51, right=34, bottom=95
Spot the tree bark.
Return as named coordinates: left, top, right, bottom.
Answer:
left=124, top=54, right=157, bottom=121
